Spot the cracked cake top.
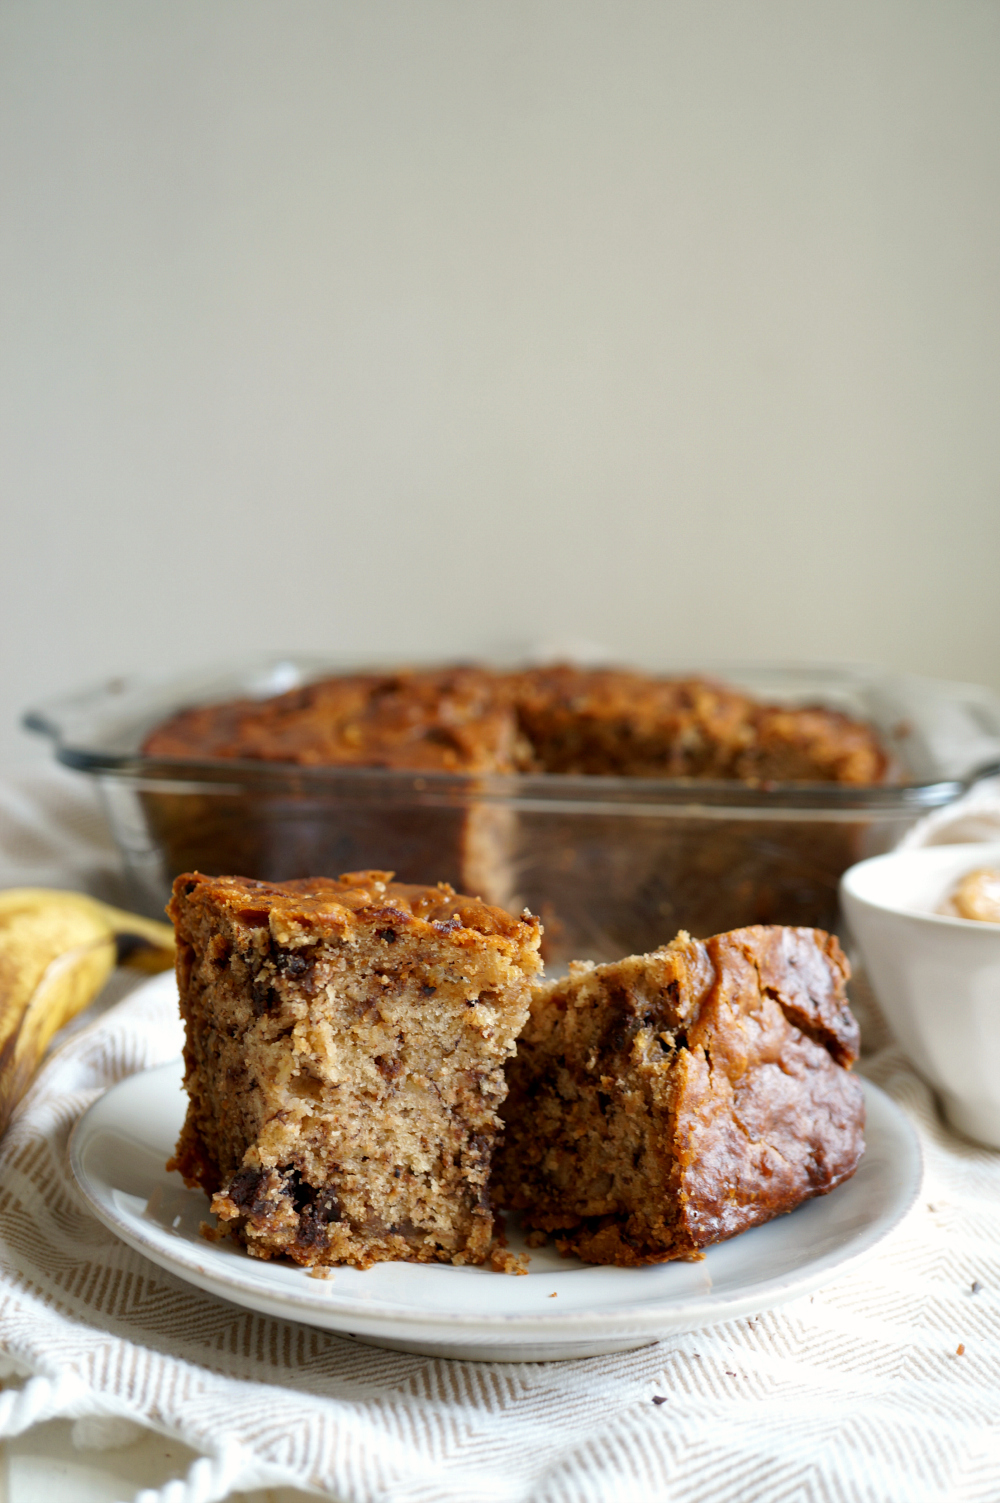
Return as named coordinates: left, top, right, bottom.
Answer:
left=170, top=870, right=542, bottom=946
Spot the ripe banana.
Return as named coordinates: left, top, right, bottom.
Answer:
left=0, top=888, right=175, bottom=1137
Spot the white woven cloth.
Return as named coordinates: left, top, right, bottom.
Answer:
left=1, top=766, right=1000, bottom=1503
left=900, top=775, right=1000, bottom=849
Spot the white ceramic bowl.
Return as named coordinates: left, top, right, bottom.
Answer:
left=841, top=842, right=1000, bottom=1148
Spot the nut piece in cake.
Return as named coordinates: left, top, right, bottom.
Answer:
left=167, top=870, right=542, bottom=1268
left=493, top=925, right=864, bottom=1266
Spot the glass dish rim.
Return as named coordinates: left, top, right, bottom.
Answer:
left=24, top=655, right=1000, bottom=816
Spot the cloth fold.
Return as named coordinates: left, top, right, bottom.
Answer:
left=900, top=774, right=1000, bottom=849
left=0, top=766, right=998, bottom=1503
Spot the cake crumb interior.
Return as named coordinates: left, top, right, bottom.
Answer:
left=169, top=872, right=541, bottom=1268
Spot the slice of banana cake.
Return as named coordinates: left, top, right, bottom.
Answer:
left=493, top=925, right=864, bottom=1265
left=168, top=870, right=542, bottom=1268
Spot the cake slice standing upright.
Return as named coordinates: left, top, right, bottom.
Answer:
left=493, top=925, right=864, bottom=1265
left=168, top=870, right=542, bottom=1268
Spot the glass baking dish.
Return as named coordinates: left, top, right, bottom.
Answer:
left=25, top=658, right=1000, bottom=965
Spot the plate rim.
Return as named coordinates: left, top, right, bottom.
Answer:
left=68, top=1057, right=923, bottom=1343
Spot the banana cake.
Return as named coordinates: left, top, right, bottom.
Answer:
left=144, top=666, right=529, bottom=773
left=142, top=667, right=526, bottom=908
left=144, top=664, right=889, bottom=958
left=168, top=869, right=542, bottom=1268
left=145, top=663, right=887, bottom=786
left=493, top=924, right=864, bottom=1265
left=506, top=665, right=887, bottom=783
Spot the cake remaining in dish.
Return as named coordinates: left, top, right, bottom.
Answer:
left=142, top=665, right=888, bottom=948
left=493, top=924, right=864, bottom=1266
left=144, top=666, right=531, bottom=774
left=505, top=665, right=886, bottom=783
left=142, top=667, right=526, bottom=908
left=144, top=663, right=888, bottom=787
left=167, top=870, right=542, bottom=1268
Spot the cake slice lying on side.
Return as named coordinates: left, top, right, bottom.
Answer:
left=168, top=870, right=542, bottom=1268
left=493, top=925, right=864, bottom=1266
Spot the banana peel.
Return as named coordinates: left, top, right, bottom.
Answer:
left=0, top=888, right=175, bottom=1138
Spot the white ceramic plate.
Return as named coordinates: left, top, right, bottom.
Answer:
left=70, top=1060, right=921, bottom=1363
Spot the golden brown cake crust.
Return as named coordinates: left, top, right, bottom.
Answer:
left=144, top=668, right=529, bottom=774
left=505, top=668, right=758, bottom=778
left=493, top=925, right=864, bottom=1266
left=142, top=664, right=888, bottom=786
left=173, top=870, right=534, bottom=942
left=168, top=869, right=542, bottom=1269
left=505, top=666, right=887, bottom=784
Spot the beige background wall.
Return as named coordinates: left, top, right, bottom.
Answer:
left=3, top=0, right=999, bottom=769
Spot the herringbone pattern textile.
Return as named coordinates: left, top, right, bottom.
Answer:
left=0, top=768, right=998, bottom=1502
left=0, top=970, right=997, bottom=1502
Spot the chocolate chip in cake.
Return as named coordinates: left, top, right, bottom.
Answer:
left=275, top=948, right=312, bottom=977
left=226, top=1167, right=264, bottom=1209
